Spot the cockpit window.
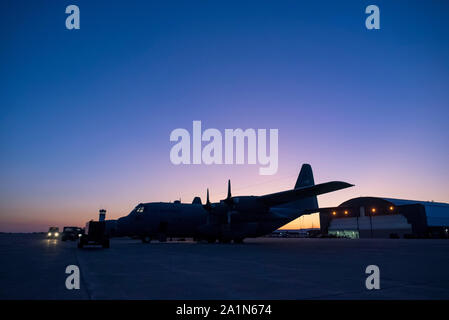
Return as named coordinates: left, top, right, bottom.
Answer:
left=136, top=206, right=145, bottom=213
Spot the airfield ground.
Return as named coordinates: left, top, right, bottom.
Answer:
left=0, top=234, right=448, bottom=299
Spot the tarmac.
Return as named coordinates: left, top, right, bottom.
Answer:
left=1, top=233, right=449, bottom=299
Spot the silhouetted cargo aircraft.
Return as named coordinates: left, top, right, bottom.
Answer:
left=115, top=164, right=353, bottom=243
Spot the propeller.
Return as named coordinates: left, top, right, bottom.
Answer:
left=224, top=179, right=233, bottom=207
left=203, top=180, right=234, bottom=224
left=201, top=180, right=237, bottom=241
left=203, top=188, right=212, bottom=212
left=223, top=179, right=235, bottom=224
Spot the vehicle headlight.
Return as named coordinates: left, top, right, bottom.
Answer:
left=78, top=234, right=82, bottom=237
left=55, top=232, right=59, bottom=237
left=48, top=232, right=52, bottom=236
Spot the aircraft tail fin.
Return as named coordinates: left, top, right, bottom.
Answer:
left=294, top=163, right=315, bottom=189
left=281, top=164, right=318, bottom=211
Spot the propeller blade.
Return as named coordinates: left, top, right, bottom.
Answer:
left=203, top=188, right=212, bottom=212
left=223, top=179, right=234, bottom=209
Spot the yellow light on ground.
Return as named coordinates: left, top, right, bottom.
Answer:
left=371, top=208, right=376, bottom=213
left=389, top=206, right=394, bottom=211
left=344, top=210, right=348, bottom=215
left=332, top=211, right=336, bottom=216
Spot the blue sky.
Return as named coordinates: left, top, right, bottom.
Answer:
left=1, top=0, right=448, bottom=231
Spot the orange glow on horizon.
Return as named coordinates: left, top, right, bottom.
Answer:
left=2, top=159, right=449, bottom=233
left=280, top=212, right=320, bottom=230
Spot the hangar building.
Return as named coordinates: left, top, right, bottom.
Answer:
left=319, top=197, right=449, bottom=239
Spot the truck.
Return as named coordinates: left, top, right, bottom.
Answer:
left=78, top=220, right=110, bottom=248
left=47, top=227, right=59, bottom=239
left=61, top=226, right=83, bottom=241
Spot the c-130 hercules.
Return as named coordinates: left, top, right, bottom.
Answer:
left=114, top=164, right=353, bottom=243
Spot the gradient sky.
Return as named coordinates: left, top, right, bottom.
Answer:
left=1, top=0, right=448, bottom=232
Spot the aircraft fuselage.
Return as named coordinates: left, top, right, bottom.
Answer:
left=116, top=200, right=292, bottom=241
left=111, top=164, right=353, bottom=242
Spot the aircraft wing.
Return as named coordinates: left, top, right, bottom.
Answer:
left=257, top=181, right=353, bottom=207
